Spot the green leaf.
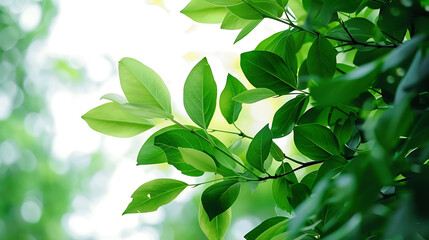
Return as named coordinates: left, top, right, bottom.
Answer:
left=333, top=118, right=353, bottom=146
left=221, top=11, right=252, bottom=30
left=270, top=141, right=285, bottom=161
left=234, top=20, right=262, bottom=43
left=179, top=148, right=217, bottom=172
left=310, top=61, right=381, bottom=106
left=181, top=0, right=228, bottom=23
left=154, top=128, right=237, bottom=177
left=199, top=203, right=231, bottom=240
left=232, top=88, right=276, bottom=103
left=314, top=156, right=347, bottom=183
left=184, top=57, right=217, bottom=129
left=298, top=106, right=330, bottom=126
left=82, top=102, right=155, bottom=138
left=271, top=94, right=308, bottom=138
left=246, top=125, right=273, bottom=172
left=118, top=57, right=171, bottom=112
left=244, top=216, right=289, bottom=240
left=244, top=0, right=284, bottom=19
left=241, top=51, right=297, bottom=95
left=206, top=0, right=242, bottom=6
left=122, top=103, right=174, bottom=119
left=256, top=30, right=298, bottom=75
left=272, top=163, right=297, bottom=212
left=326, top=18, right=383, bottom=43
left=294, top=124, right=340, bottom=160
left=202, top=180, right=241, bottom=220
left=123, top=179, right=188, bottom=214
left=137, top=125, right=183, bottom=165
left=307, top=36, right=336, bottom=79
left=227, top=3, right=263, bottom=20
left=220, top=74, right=247, bottom=124
left=100, top=93, right=128, bottom=104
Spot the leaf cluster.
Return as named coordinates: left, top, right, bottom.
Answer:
left=83, top=0, right=429, bottom=239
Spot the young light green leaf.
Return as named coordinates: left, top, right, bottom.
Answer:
left=123, top=179, right=188, bottom=214
left=294, top=124, right=340, bottom=160
left=82, top=102, right=155, bottom=138
left=221, top=11, right=252, bottom=30
left=100, top=93, right=128, bottom=104
left=181, top=0, right=228, bottom=23
left=199, top=203, right=231, bottom=240
left=118, top=57, right=171, bottom=112
left=307, top=36, right=336, bottom=79
left=122, top=103, right=174, bottom=120
left=272, top=163, right=297, bottom=212
left=227, top=3, right=263, bottom=20
left=244, top=216, right=289, bottom=240
left=243, top=0, right=284, bottom=19
left=234, top=20, right=262, bottom=44
left=179, top=148, right=217, bottom=172
left=241, top=51, right=297, bottom=95
left=232, top=88, right=276, bottom=104
left=207, top=0, right=242, bottom=6
left=184, top=57, right=217, bottom=129
left=220, top=74, right=247, bottom=124
left=202, top=180, right=241, bottom=220
left=271, top=94, right=308, bottom=138
left=246, top=124, right=272, bottom=173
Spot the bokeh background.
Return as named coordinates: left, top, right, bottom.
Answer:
left=0, top=0, right=306, bottom=239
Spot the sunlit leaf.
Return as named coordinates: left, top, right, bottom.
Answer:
left=123, top=179, right=188, bottom=214
left=199, top=203, right=231, bottom=240
left=232, top=88, right=276, bottom=104
left=220, top=74, right=246, bottom=124
left=82, top=102, right=155, bottom=138
left=179, top=147, right=217, bottom=172
left=181, top=0, right=228, bottom=23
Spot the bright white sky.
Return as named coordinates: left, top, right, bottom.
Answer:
left=41, top=0, right=287, bottom=238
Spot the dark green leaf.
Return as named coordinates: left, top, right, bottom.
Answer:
left=307, top=36, right=337, bottom=79
left=327, top=18, right=383, bottom=43
left=184, top=57, right=217, bottom=129
left=199, top=203, right=231, bottom=240
left=294, top=124, right=340, bottom=160
left=232, top=88, right=276, bottom=103
left=118, top=57, right=171, bottom=112
left=123, top=179, right=188, bottom=214
left=202, top=180, right=241, bottom=220
left=270, top=141, right=285, bottom=161
left=271, top=94, right=308, bottom=138
left=220, top=74, right=247, bottom=124
left=298, top=106, right=330, bottom=126
left=241, top=50, right=297, bottom=95
left=82, top=102, right=155, bottom=138
left=272, top=163, right=297, bottom=212
left=314, top=156, right=347, bottom=184
left=246, top=124, right=273, bottom=172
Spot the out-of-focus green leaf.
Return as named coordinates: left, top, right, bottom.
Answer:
left=123, top=179, right=188, bottom=214
left=101, top=93, right=128, bottom=104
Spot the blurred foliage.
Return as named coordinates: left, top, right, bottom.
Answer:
left=0, top=1, right=101, bottom=239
